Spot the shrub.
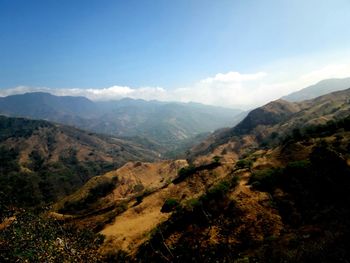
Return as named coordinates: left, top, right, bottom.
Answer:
left=172, top=165, right=197, bottom=184
left=184, top=198, right=202, bottom=211
left=85, top=180, right=116, bottom=204
left=206, top=181, right=231, bottom=199
left=235, top=159, right=253, bottom=170
left=60, top=178, right=117, bottom=213
left=161, top=198, right=179, bottom=213
left=212, top=155, right=221, bottom=164
left=249, top=168, right=282, bottom=192
left=173, top=161, right=222, bottom=184
left=135, top=195, right=144, bottom=205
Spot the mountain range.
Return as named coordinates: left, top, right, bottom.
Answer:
left=2, top=79, right=350, bottom=262
left=40, top=86, right=350, bottom=261
left=0, top=92, right=242, bottom=154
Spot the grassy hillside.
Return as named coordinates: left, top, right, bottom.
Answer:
left=44, top=88, right=350, bottom=262
left=132, top=119, right=350, bottom=262
left=0, top=115, right=158, bottom=209
left=3, top=88, right=350, bottom=262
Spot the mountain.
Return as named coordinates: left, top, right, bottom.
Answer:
left=27, top=87, right=349, bottom=262
left=282, top=77, right=350, bottom=102
left=0, top=92, right=98, bottom=120
left=4, top=88, right=350, bottom=262
left=189, top=88, right=350, bottom=159
left=0, top=115, right=158, bottom=208
left=233, top=99, right=300, bottom=134
left=0, top=92, right=242, bottom=152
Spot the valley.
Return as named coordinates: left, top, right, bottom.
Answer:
left=2, top=2, right=350, bottom=261
left=1, top=85, right=350, bottom=262
left=0, top=93, right=242, bottom=156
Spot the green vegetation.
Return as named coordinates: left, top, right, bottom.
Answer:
left=0, top=116, right=50, bottom=142
left=212, top=155, right=221, bottom=163
left=249, top=167, right=283, bottom=192
left=0, top=211, right=104, bottom=262
left=282, top=115, right=350, bottom=144
left=235, top=159, right=253, bottom=170
left=161, top=198, right=180, bottom=213
left=59, top=177, right=118, bottom=214
left=173, top=160, right=222, bottom=184
left=206, top=181, right=231, bottom=199
left=173, top=165, right=197, bottom=184
left=0, top=147, right=19, bottom=173
left=0, top=148, right=43, bottom=210
left=0, top=92, right=242, bottom=153
left=2, top=93, right=350, bottom=262
left=0, top=115, right=159, bottom=211
left=86, top=178, right=118, bottom=203
left=247, top=143, right=350, bottom=261
left=258, top=114, right=350, bottom=148
left=136, top=175, right=240, bottom=262
left=0, top=146, right=119, bottom=211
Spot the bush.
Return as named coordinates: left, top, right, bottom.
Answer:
left=178, top=165, right=196, bottom=177
left=172, top=165, right=197, bottom=184
left=135, top=195, right=144, bottom=205
left=184, top=198, right=202, bottom=211
left=173, top=161, right=222, bottom=184
left=235, top=159, right=253, bottom=170
left=85, top=180, right=116, bottom=204
left=60, top=178, right=117, bottom=213
left=249, top=168, right=282, bottom=192
left=161, top=198, right=179, bottom=213
left=212, top=156, right=221, bottom=164
left=206, top=181, right=231, bottom=199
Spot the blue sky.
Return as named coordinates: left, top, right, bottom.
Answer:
left=1, top=0, right=350, bottom=107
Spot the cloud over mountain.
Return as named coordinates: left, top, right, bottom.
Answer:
left=2, top=63, right=350, bottom=109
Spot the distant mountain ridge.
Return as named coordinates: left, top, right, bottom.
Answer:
left=0, top=92, right=242, bottom=151
left=282, top=77, right=350, bottom=102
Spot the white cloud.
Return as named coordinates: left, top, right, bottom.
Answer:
left=170, top=71, right=267, bottom=108
left=200, top=71, right=267, bottom=84
left=1, top=62, right=350, bottom=109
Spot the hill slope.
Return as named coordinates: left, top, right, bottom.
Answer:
left=4, top=88, right=350, bottom=262
left=47, top=87, right=350, bottom=261
left=190, top=88, right=350, bottom=159
left=0, top=115, right=158, bottom=208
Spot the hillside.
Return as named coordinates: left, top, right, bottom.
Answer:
left=28, top=88, right=350, bottom=262
left=0, top=115, right=158, bottom=208
left=189, top=88, right=350, bottom=159
left=2, top=88, right=350, bottom=262
left=282, top=77, right=350, bottom=102
left=0, top=92, right=242, bottom=152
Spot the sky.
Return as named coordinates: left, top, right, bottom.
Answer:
left=1, top=0, right=350, bottom=108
